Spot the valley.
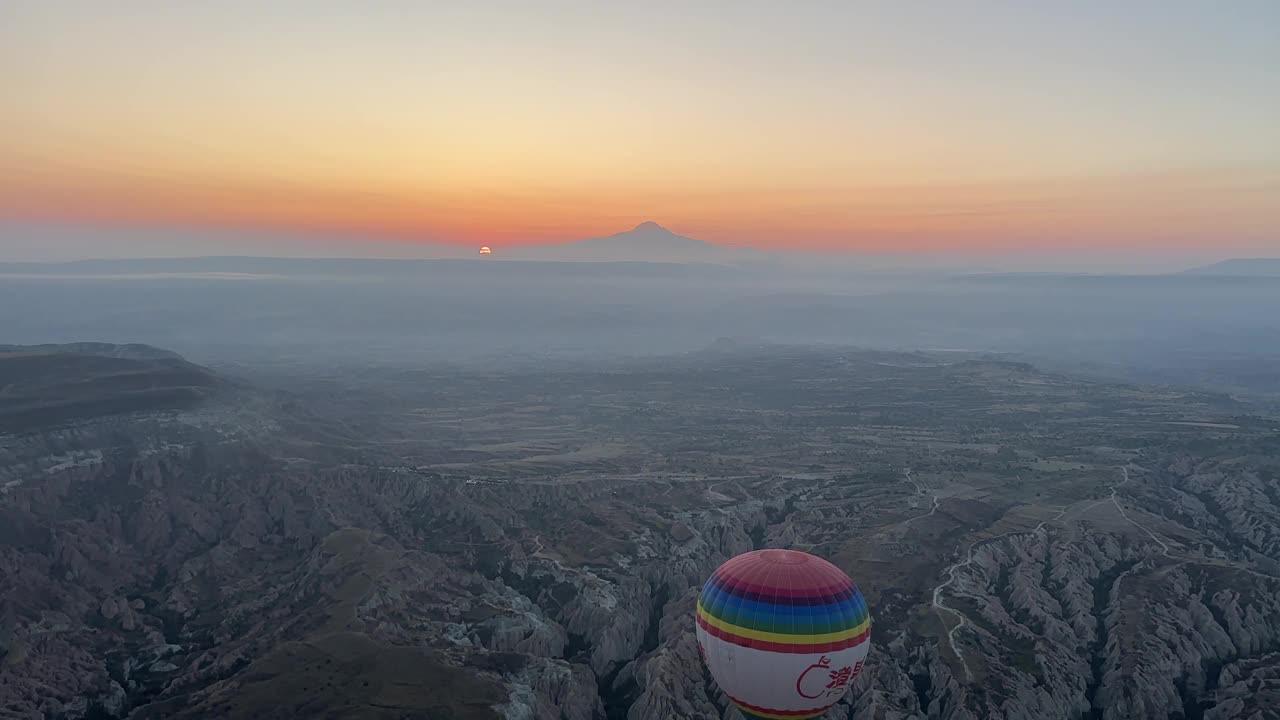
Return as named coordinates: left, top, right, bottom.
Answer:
left=2, top=344, right=1279, bottom=719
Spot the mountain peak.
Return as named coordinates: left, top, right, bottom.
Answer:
left=506, top=220, right=738, bottom=262
left=1185, top=258, right=1280, bottom=276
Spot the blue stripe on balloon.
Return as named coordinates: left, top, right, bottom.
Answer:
left=699, top=580, right=868, bottom=632
left=702, top=576, right=867, bottom=618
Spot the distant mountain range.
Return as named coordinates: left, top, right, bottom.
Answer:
left=1184, top=258, right=1280, bottom=276
left=0, top=254, right=748, bottom=281
left=0, top=220, right=761, bottom=267
left=505, top=221, right=763, bottom=264
left=4, top=218, right=1274, bottom=273
left=0, top=221, right=779, bottom=276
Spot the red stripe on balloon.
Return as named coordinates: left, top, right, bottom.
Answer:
left=717, top=553, right=852, bottom=590
left=713, top=568, right=853, bottom=600
left=726, top=693, right=833, bottom=718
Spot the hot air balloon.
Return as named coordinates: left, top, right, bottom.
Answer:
left=695, top=549, right=870, bottom=719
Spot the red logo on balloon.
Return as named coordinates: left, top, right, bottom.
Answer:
left=796, top=656, right=862, bottom=700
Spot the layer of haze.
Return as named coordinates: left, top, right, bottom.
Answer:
left=2, top=1, right=1279, bottom=258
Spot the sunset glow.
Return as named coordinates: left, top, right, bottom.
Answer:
left=3, top=2, right=1278, bottom=256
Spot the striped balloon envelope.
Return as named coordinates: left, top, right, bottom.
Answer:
left=695, top=549, right=871, bottom=720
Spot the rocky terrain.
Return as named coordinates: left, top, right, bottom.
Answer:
left=2, top=343, right=1279, bottom=719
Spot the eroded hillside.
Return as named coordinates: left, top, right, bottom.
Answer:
left=3, top=344, right=1279, bottom=719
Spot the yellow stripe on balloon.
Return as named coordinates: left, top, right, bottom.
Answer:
left=730, top=701, right=830, bottom=719
left=696, top=602, right=871, bottom=644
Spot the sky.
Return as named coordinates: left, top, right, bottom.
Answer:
left=2, top=1, right=1278, bottom=260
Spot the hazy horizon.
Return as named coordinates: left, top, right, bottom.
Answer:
left=0, top=219, right=1269, bottom=274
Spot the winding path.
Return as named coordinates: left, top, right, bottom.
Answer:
left=931, top=464, right=1206, bottom=682
left=931, top=486, right=1073, bottom=681
left=1108, top=466, right=1172, bottom=557
left=901, top=467, right=943, bottom=524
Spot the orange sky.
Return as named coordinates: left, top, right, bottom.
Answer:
left=3, top=2, right=1278, bottom=255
